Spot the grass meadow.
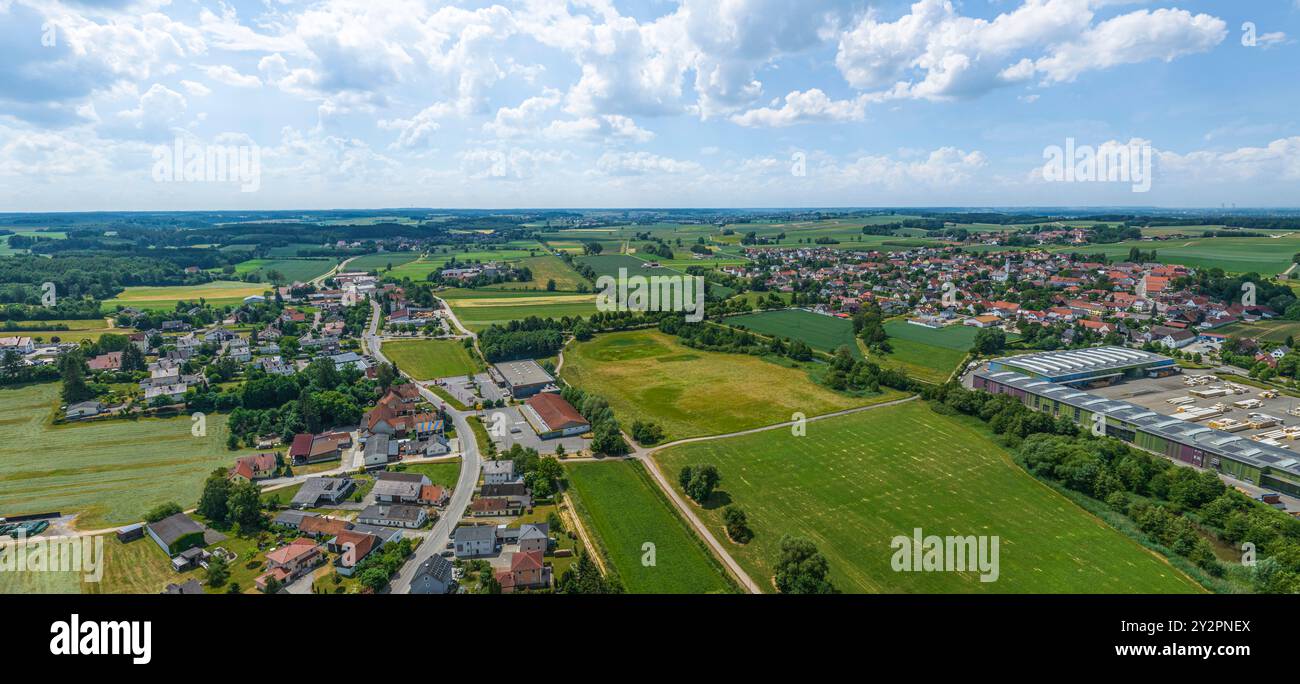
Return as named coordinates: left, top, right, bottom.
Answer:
left=560, top=330, right=906, bottom=440
left=564, top=460, right=735, bottom=593
left=726, top=308, right=862, bottom=357
left=654, top=401, right=1203, bottom=594
left=382, top=339, right=480, bottom=379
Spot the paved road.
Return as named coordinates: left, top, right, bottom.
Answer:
left=367, top=298, right=484, bottom=594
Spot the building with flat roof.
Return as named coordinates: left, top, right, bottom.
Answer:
left=987, top=346, right=1176, bottom=386
left=492, top=359, right=554, bottom=398
left=973, top=368, right=1300, bottom=497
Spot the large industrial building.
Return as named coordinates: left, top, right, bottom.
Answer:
left=491, top=359, right=555, bottom=398
left=986, top=346, right=1177, bottom=386
left=973, top=368, right=1300, bottom=497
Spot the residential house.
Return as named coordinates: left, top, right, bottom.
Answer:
left=228, top=453, right=279, bottom=482
left=357, top=503, right=427, bottom=529
left=483, top=460, right=516, bottom=485
left=410, top=555, right=456, bottom=594
left=453, top=525, right=496, bottom=558
left=291, top=477, right=356, bottom=508
left=494, top=550, right=549, bottom=593
left=256, top=538, right=323, bottom=591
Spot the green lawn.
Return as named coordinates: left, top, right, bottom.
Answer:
left=0, top=535, right=180, bottom=595
left=0, top=383, right=262, bottom=529
left=346, top=252, right=421, bottom=273
left=381, top=339, right=479, bottom=379
left=565, top=460, right=735, bottom=593
left=726, top=308, right=862, bottom=357
left=395, top=459, right=461, bottom=487
left=875, top=320, right=1008, bottom=384
left=481, top=255, right=587, bottom=292
left=654, top=401, right=1203, bottom=593
left=561, top=330, right=907, bottom=441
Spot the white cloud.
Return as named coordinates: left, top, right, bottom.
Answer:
left=378, top=102, right=452, bottom=149
left=836, top=1, right=1225, bottom=101
left=731, top=89, right=869, bottom=127
left=179, top=80, right=211, bottom=97
left=201, top=64, right=263, bottom=88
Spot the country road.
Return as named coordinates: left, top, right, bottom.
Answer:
left=368, top=297, right=484, bottom=594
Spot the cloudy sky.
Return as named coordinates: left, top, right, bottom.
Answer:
left=1, top=0, right=1297, bottom=211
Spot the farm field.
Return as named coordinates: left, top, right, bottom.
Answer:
left=345, top=251, right=421, bottom=272
left=481, top=254, right=586, bottom=292
left=232, top=257, right=335, bottom=283
left=1215, top=319, right=1300, bottom=344
left=564, top=460, right=735, bottom=593
left=440, top=289, right=597, bottom=331
left=876, top=320, right=1014, bottom=384
left=381, top=339, right=479, bottom=379
left=102, top=281, right=270, bottom=311
left=386, top=247, right=543, bottom=280
left=981, top=235, right=1300, bottom=275
left=0, top=383, right=261, bottom=530
left=654, top=401, right=1203, bottom=593
left=726, top=308, right=862, bottom=357
left=575, top=253, right=683, bottom=279
left=561, top=330, right=906, bottom=441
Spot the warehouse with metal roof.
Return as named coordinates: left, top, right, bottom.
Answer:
left=973, top=368, right=1300, bottom=497
left=987, top=346, right=1177, bottom=385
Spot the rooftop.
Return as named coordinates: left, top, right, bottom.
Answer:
left=493, top=359, right=554, bottom=388
left=993, top=346, right=1173, bottom=377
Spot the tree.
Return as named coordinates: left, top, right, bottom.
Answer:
left=376, top=363, right=398, bottom=390
left=227, top=479, right=264, bottom=529
left=358, top=567, right=389, bottom=593
left=59, top=348, right=93, bottom=404
left=972, top=328, right=1007, bottom=355
left=591, top=421, right=629, bottom=456
left=774, top=535, right=838, bottom=594
left=546, top=279, right=557, bottom=292
left=144, top=501, right=182, bottom=522
left=723, top=506, right=753, bottom=543
left=680, top=464, right=721, bottom=503
left=206, top=553, right=230, bottom=587
left=196, top=468, right=232, bottom=524
left=120, top=343, right=147, bottom=372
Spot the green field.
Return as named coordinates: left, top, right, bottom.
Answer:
left=726, top=309, right=862, bottom=358
left=575, top=254, right=681, bottom=280
left=398, top=459, right=461, bottom=487
left=481, top=254, right=587, bottom=292
left=1215, top=319, right=1300, bottom=343
left=103, top=281, right=270, bottom=311
left=381, top=339, right=479, bottom=379
left=0, top=534, right=179, bottom=595
left=387, top=246, right=544, bottom=280
left=0, top=383, right=261, bottom=530
left=232, top=258, right=335, bottom=283
left=440, top=289, right=598, bottom=331
left=4, top=318, right=133, bottom=343
left=875, top=320, right=1005, bottom=384
left=565, top=460, right=735, bottom=593
left=346, top=251, right=421, bottom=272
left=654, top=401, right=1202, bottom=593
left=561, top=330, right=906, bottom=441
left=979, top=234, right=1300, bottom=275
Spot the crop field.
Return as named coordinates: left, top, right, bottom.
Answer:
left=0, top=383, right=261, bottom=530
left=386, top=247, right=544, bottom=280
left=575, top=254, right=685, bottom=279
left=102, top=281, right=270, bottom=311
left=381, top=339, right=479, bottom=379
left=654, top=401, right=1202, bottom=594
left=726, top=308, right=862, bottom=357
left=232, top=257, right=335, bottom=283
left=564, top=460, right=735, bottom=593
left=980, top=235, right=1300, bottom=275
left=345, top=251, right=421, bottom=272
left=440, top=289, right=598, bottom=331
left=481, top=254, right=587, bottom=292
left=561, top=330, right=906, bottom=440
left=874, top=319, right=1013, bottom=384
left=1215, top=319, right=1300, bottom=344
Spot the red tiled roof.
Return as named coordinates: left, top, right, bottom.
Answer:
left=511, top=550, right=544, bottom=572
left=525, top=393, right=589, bottom=432
left=289, top=434, right=314, bottom=459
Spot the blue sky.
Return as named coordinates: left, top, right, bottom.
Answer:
left=0, top=0, right=1297, bottom=210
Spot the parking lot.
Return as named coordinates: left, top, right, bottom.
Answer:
left=1090, top=373, right=1300, bottom=447
left=480, top=405, right=589, bottom=456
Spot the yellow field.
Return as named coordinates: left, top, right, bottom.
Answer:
left=103, top=281, right=271, bottom=311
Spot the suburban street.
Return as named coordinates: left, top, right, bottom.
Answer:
left=365, top=298, right=483, bottom=594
